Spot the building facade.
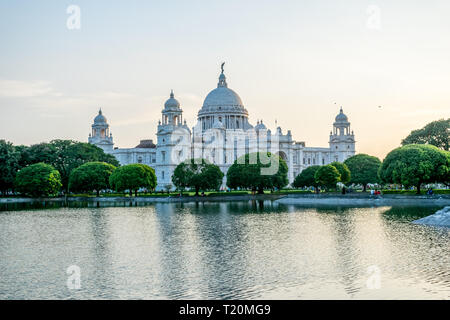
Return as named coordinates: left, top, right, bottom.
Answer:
left=88, top=66, right=356, bottom=190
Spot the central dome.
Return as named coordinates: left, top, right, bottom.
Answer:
left=203, top=86, right=243, bottom=109
left=197, top=65, right=251, bottom=131
left=198, top=69, right=248, bottom=117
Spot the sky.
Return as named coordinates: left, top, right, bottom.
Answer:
left=0, top=0, right=449, bottom=160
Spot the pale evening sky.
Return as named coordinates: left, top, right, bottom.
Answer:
left=0, top=0, right=449, bottom=159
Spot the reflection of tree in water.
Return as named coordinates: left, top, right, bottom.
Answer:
left=87, top=208, right=117, bottom=298
left=313, top=207, right=363, bottom=297
left=382, top=206, right=442, bottom=222
left=190, top=202, right=252, bottom=299
left=154, top=200, right=294, bottom=299
left=379, top=205, right=450, bottom=290
left=154, top=201, right=251, bottom=299
left=178, top=200, right=288, bottom=215
left=0, top=201, right=65, bottom=211
left=314, top=206, right=358, bottom=215
left=153, top=203, right=196, bottom=299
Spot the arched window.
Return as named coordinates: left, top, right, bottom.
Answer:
left=162, top=171, right=165, bottom=180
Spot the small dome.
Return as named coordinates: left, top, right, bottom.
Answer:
left=335, top=107, right=348, bottom=122
left=255, top=120, right=267, bottom=131
left=164, top=90, right=180, bottom=110
left=94, top=109, right=107, bottom=124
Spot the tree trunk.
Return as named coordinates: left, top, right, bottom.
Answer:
left=258, top=187, right=264, bottom=194
left=135, top=190, right=138, bottom=197
left=195, top=187, right=199, bottom=196
left=363, top=184, right=367, bottom=192
left=129, top=190, right=132, bottom=197
left=96, top=190, right=100, bottom=197
left=417, top=183, right=421, bottom=195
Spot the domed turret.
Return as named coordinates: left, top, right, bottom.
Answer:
left=335, top=107, right=348, bottom=123
left=94, top=109, right=107, bottom=124
left=161, top=90, right=183, bottom=126
left=164, top=90, right=181, bottom=110
left=88, top=108, right=114, bottom=153
left=329, top=107, right=355, bottom=162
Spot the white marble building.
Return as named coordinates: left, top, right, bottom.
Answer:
left=88, top=65, right=356, bottom=190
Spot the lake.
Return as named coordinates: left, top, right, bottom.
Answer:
left=0, top=201, right=449, bottom=299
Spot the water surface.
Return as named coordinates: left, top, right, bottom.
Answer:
left=0, top=201, right=448, bottom=299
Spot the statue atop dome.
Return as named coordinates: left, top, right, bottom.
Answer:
left=221, top=62, right=225, bottom=74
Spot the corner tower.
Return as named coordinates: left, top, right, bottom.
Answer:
left=88, top=109, right=114, bottom=153
left=156, top=91, right=191, bottom=190
left=329, top=107, right=356, bottom=162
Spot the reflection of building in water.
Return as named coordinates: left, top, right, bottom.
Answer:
left=88, top=65, right=356, bottom=190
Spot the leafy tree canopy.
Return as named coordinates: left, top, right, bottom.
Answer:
left=344, top=154, right=381, bottom=191
left=0, top=140, right=21, bottom=194
left=14, top=163, right=62, bottom=197
left=226, top=152, right=288, bottom=193
left=172, top=158, right=224, bottom=195
left=401, top=118, right=449, bottom=151
left=314, top=165, right=341, bottom=190
left=330, top=161, right=351, bottom=185
left=19, top=140, right=119, bottom=192
left=69, top=162, right=117, bottom=196
left=109, top=164, right=157, bottom=196
left=293, top=165, right=321, bottom=188
left=379, top=144, right=449, bottom=193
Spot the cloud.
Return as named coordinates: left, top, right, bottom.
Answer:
left=0, top=80, right=61, bottom=98
left=88, top=91, right=137, bottom=100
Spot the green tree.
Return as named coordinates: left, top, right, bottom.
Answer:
left=226, top=152, right=288, bottom=194
left=0, top=140, right=21, bottom=194
left=69, top=162, right=117, bottom=196
left=172, top=159, right=224, bottom=195
left=20, top=140, right=119, bottom=192
left=379, top=144, right=449, bottom=194
left=109, top=164, right=157, bottom=196
left=401, top=118, right=449, bottom=151
left=171, top=162, right=194, bottom=191
left=314, top=165, right=341, bottom=191
left=344, top=154, right=381, bottom=191
left=293, top=166, right=320, bottom=189
left=14, top=163, right=62, bottom=197
left=330, top=161, right=351, bottom=185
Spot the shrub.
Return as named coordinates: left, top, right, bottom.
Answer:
left=15, top=163, right=62, bottom=197
left=69, top=162, right=117, bottom=196
left=109, top=164, right=157, bottom=196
